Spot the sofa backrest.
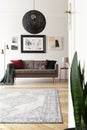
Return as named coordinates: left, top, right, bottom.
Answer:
left=23, top=60, right=57, bottom=70
left=23, top=60, right=46, bottom=69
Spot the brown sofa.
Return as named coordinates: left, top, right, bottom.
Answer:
left=14, top=60, right=58, bottom=83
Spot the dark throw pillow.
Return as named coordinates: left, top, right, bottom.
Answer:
left=46, top=60, right=56, bottom=69
left=10, top=59, right=24, bottom=69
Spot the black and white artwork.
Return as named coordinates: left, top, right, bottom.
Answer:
left=11, top=37, right=18, bottom=50
left=21, top=35, right=46, bottom=53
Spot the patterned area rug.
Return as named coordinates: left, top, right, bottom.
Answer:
left=0, top=88, right=62, bottom=123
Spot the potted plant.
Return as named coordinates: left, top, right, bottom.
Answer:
left=65, top=52, right=87, bottom=130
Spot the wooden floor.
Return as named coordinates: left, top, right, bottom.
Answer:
left=0, top=82, right=68, bottom=130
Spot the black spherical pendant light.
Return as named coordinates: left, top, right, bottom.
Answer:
left=22, top=10, right=46, bottom=34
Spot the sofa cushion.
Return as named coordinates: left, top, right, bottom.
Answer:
left=34, top=61, right=46, bottom=69
left=10, top=59, right=24, bottom=69
left=46, top=60, right=56, bottom=69
left=15, top=69, right=57, bottom=77
left=15, top=69, right=56, bottom=74
left=23, top=60, right=34, bottom=69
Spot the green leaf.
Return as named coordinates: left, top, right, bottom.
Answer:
left=70, top=52, right=85, bottom=129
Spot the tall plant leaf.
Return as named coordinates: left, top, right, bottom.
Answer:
left=83, top=82, right=87, bottom=127
left=70, top=52, right=85, bottom=130
left=78, top=62, right=84, bottom=88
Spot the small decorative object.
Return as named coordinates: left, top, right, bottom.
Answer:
left=21, top=35, right=46, bottom=53
left=48, top=36, right=63, bottom=50
left=1, top=49, right=4, bottom=54
left=0, top=44, right=9, bottom=71
left=62, top=57, right=68, bottom=68
left=67, top=52, right=87, bottom=130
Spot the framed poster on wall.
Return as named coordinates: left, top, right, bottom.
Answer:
left=21, top=35, right=46, bottom=53
left=48, top=36, right=63, bottom=50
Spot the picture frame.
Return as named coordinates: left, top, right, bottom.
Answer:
left=48, top=36, right=63, bottom=50
left=21, top=35, right=46, bottom=53
left=11, top=36, right=18, bottom=50
left=11, top=45, right=18, bottom=50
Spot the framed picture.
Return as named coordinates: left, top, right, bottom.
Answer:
left=11, top=45, right=18, bottom=50
left=48, top=36, right=63, bottom=50
left=12, top=36, right=18, bottom=43
left=11, top=36, right=18, bottom=50
left=21, top=35, right=46, bottom=53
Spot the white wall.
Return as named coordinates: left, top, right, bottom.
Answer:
left=69, top=0, right=87, bottom=128
left=0, top=0, right=68, bottom=80
left=75, top=0, right=87, bottom=80
left=68, top=0, right=76, bottom=128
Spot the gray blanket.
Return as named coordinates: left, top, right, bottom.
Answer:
left=0, top=63, right=15, bottom=85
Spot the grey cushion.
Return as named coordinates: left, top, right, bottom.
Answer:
left=23, top=60, right=34, bottom=69
left=33, top=61, right=46, bottom=69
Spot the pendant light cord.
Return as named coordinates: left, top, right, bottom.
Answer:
left=33, top=0, right=35, bottom=10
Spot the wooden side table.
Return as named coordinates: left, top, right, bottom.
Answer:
left=60, top=67, right=68, bottom=81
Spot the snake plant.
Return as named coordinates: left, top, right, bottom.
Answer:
left=70, top=52, right=87, bottom=130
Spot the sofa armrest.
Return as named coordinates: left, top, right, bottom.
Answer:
left=55, top=64, right=58, bottom=70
